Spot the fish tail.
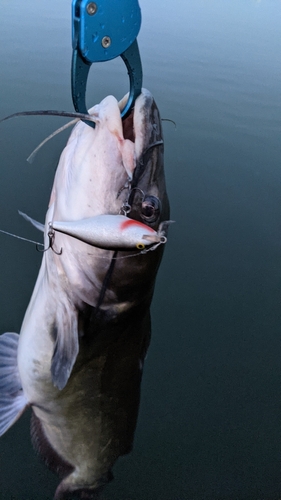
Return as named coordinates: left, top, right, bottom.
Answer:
left=0, top=332, right=28, bottom=436
left=54, top=472, right=113, bottom=500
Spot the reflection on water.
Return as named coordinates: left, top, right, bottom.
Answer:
left=0, top=0, right=281, bottom=498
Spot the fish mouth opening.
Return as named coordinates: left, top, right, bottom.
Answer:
left=118, top=92, right=136, bottom=143
left=122, top=108, right=135, bottom=143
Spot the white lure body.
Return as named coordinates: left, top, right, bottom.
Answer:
left=51, top=214, right=164, bottom=250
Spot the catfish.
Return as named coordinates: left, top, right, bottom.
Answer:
left=0, top=89, right=170, bottom=499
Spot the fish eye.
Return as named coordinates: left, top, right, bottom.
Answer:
left=136, top=243, right=145, bottom=250
left=140, top=196, right=161, bottom=223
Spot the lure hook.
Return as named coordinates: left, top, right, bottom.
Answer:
left=119, top=186, right=145, bottom=216
left=36, top=225, right=62, bottom=255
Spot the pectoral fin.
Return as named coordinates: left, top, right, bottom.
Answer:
left=0, top=332, right=28, bottom=436
left=51, top=302, right=79, bottom=391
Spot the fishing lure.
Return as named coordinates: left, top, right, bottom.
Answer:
left=51, top=214, right=168, bottom=250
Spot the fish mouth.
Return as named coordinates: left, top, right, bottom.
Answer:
left=115, top=89, right=168, bottom=230
left=119, top=88, right=164, bottom=162
left=119, top=94, right=136, bottom=144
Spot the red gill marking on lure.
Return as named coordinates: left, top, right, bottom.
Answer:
left=120, top=219, right=155, bottom=232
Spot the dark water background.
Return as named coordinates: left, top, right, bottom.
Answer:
left=0, top=0, right=281, bottom=498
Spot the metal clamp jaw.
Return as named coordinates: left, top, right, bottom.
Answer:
left=71, top=0, right=143, bottom=127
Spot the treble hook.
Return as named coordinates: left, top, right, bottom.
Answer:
left=129, top=187, right=145, bottom=199
left=116, top=178, right=132, bottom=199
left=119, top=186, right=145, bottom=216
left=36, top=224, right=62, bottom=255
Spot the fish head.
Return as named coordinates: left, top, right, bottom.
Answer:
left=46, top=89, right=169, bottom=312
left=50, top=88, right=168, bottom=229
